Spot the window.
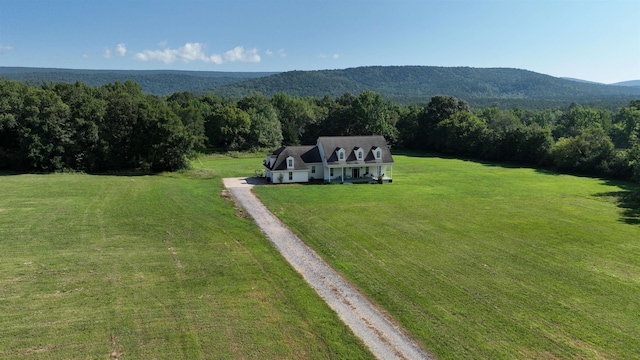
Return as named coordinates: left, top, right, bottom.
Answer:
left=365, top=166, right=370, bottom=174
left=288, top=172, right=293, bottom=180
left=373, top=147, right=382, bottom=160
left=339, top=152, right=344, bottom=160
left=311, top=165, right=316, bottom=173
left=356, top=149, right=363, bottom=160
left=330, top=168, right=334, bottom=177
left=287, top=157, right=294, bottom=168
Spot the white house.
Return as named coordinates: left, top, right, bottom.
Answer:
left=264, top=135, right=394, bottom=184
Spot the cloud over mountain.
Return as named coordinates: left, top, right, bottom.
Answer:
left=134, top=43, right=260, bottom=65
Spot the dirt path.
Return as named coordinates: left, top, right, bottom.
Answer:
left=223, top=177, right=431, bottom=360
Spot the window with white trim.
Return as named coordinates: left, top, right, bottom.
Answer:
left=356, top=148, right=363, bottom=160
left=373, top=147, right=382, bottom=160
left=330, top=168, right=334, bottom=177
left=311, top=165, right=316, bottom=173
left=287, top=156, right=294, bottom=169
left=288, top=172, right=293, bottom=180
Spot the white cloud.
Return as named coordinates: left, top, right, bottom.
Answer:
left=224, top=46, right=260, bottom=63
left=319, top=53, right=339, bottom=60
left=103, top=43, right=126, bottom=58
left=266, top=49, right=286, bottom=58
left=135, top=42, right=217, bottom=64
left=0, top=45, right=14, bottom=53
left=135, top=43, right=260, bottom=65
left=116, top=43, right=126, bottom=56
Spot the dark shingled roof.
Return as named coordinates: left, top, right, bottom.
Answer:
left=266, top=145, right=322, bottom=171
left=318, top=136, right=394, bottom=165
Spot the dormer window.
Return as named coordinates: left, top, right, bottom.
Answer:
left=336, top=148, right=345, bottom=161
left=373, top=147, right=382, bottom=160
left=355, top=147, right=363, bottom=160
left=286, top=156, right=294, bottom=169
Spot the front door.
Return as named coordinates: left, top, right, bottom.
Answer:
left=352, top=168, right=360, bottom=178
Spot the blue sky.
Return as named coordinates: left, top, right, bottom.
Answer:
left=1, top=0, right=638, bottom=83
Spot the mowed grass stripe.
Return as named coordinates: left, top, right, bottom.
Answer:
left=0, top=164, right=373, bottom=359
left=253, top=155, right=640, bottom=359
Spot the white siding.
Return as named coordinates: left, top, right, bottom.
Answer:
left=271, top=170, right=308, bottom=184
left=308, top=162, right=324, bottom=180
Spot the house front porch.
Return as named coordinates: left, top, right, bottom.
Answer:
left=324, top=164, right=393, bottom=184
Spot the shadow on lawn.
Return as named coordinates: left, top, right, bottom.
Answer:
left=594, top=181, right=640, bottom=225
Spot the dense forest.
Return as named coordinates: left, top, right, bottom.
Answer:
left=1, top=78, right=639, bottom=182
left=3, top=66, right=639, bottom=109
left=0, top=67, right=275, bottom=96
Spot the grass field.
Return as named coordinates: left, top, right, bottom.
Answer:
left=0, top=154, right=373, bottom=359
left=253, top=154, right=640, bottom=359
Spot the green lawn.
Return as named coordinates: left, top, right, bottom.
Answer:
left=253, top=154, right=640, bottom=359
left=0, top=155, right=373, bottom=359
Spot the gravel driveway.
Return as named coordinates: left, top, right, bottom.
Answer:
left=223, top=177, right=431, bottom=360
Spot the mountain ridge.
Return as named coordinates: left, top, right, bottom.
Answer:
left=2, top=65, right=638, bottom=108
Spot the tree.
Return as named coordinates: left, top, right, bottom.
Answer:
left=168, top=91, right=207, bottom=152
left=350, top=90, right=399, bottom=142
left=271, top=93, right=321, bottom=145
left=246, top=103, right=283, bottom=150
left=305, top=93, right=353, bottom=140
left=551, top=126, right=615, bottom=175
left=99, top=81, right=145, bottom=170
left=418, top=95, right=470, bottom=151
left=0, top=80, right=26, bottom=169
left=483, top=124, right=553, bottom=165
left=396, top=105, right=421, bottom=149
left=49, top=81, right=105, bottom=171
left=553, top=105, right=611, bottom=139
left=140, top=96, right=193, bottom=171
left=614, top=101, right=640, bottom=148
left=8, top=85, right=72, bottom=171
left=434, top=111, right=486, bottom=156
left=206, top=104, right=251, bottom=150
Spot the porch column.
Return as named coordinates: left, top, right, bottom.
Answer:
left=341, top=167, right=344, bottom=183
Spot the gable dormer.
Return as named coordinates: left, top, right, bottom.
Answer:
left=286, top=156, right=294, bottom=169
left=373, top=146, right=382, bottom=160
left=336, top=148, right=345, bottom=161
left=354, top=147, right=364, bottom=160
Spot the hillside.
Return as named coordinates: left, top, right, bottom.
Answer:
left=613, top=80, right=640, bottom=88
left=2, top=66, right=639, bottom=108
left=210, top=66, right=640, bottom=108
left=0, top=67, right=276, bottom=95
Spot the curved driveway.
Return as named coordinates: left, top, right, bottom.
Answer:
left=223, top=177, right=431, bottom=360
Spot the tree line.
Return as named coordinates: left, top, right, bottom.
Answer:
left=1, top=78, right=639, bottom=182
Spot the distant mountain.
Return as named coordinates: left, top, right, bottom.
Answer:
left=612, top=80, right=640, bottom=88
left=561, top=77, right=603, bottom=85
left=209, top=66, right=640, bottom=107
left=0, top=67, right=277, bottom=95
left=2, top=66, right=639, bottom=109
